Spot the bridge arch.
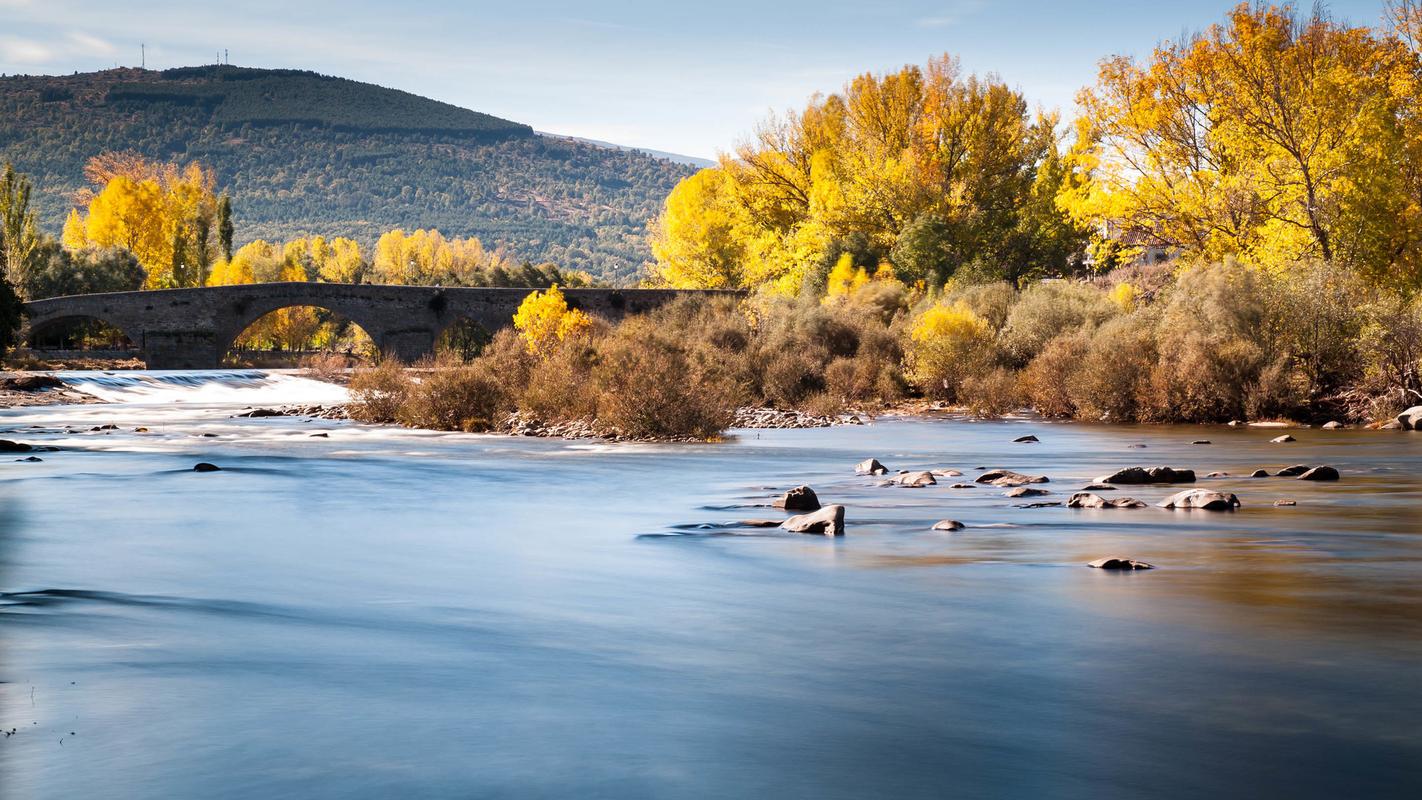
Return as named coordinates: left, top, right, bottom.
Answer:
left=218, top=297, right=389, bottom=362
left=25, top=313, right=141, bottom=354
left=222, top=303, right=379, bottom=366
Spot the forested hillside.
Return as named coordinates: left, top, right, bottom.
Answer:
left=0, top=66, right=693, bottom=282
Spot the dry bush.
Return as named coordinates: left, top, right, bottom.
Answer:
left=593, top=319, right=736, bottom=439
left=1067, top=314, right=1156, bottom=421
left=348, top=359, right=412, bottom=423
left=945, top=281, right=1017, bottom=330
left=998, top=281, right=1119, bottom=367
left=960, top=367, right=1022, bottom=417
left=398, top=362, right=508, bottom=432
left=519, top=335, right=601, bottom=423
left=301, top=351, right=351, bottom=383
left=1019, top=332, right=1089, bottom=417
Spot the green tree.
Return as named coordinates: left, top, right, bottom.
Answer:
left=0, top=163, right=42, bottom=286
left=20, top=242, right=145, bottom=299
left=216, top=194, right=234, bottom=262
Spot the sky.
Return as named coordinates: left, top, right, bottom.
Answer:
left=0, top=0, right=1396, bottom=159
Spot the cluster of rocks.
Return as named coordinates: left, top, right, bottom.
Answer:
left=498, top=413, right=607, bottom=440
left=732, top=407, right=865, bottom=429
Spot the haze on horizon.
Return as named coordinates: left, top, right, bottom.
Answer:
left=0, top=0, right=1395, bottom=159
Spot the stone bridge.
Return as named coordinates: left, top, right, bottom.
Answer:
left=23, top=283, right=738, bottom=368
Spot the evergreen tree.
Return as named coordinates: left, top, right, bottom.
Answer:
left=216, top=195, right=234, bottom=262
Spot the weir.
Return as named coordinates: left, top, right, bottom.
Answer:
left=22, top=283, right=739, bottom=369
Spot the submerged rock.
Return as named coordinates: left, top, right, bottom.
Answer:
left=15, top=455, right=42, bottom=462
left=976, top=469, right=1049, bottom=487
left=1067, top=492, right=1146, bottom=509
left=1322, top=421, right=1345, bottom=430
left=896, top=471, right=937, bottom=488
left=236, top=408, right=288, bottom=418
left=1192, top=440, right=1212, bottom=445
left=1250, top=469, right=1271, bottom=478
left=931, top=519, right=964, bottom=531
left=1298, top=465, right=1340, bottom=481
left=1271, top=434, right=1296, bottom=443
left=0, top=440, right=33, bottom=453
left=781, top=504, right=845, bottom=536
left=1095, top=466, right=1196, bottom=484
left=1004, top=486, right=1049, bottom=497
left=1013, top=435, right=1039, bottom=443
left=855, top=458, right=889, bottom=476
left=1206, top=471, right=1228, bottom=478
left=1275, top=465, right=1310, bottom=477
left=932, top=469, right=964, bottom=477
left=1158, top=489, right=1241, bottom=510
left=738, top=519, right=782, bottom=528
left=773, top=485, right=821, bottom=511
left=1274, top=499, right=1297, bottom=507
left=1088, top=557, right=1154, bottom=570
left=0, top=374, right=64, bottom=391
left=193, top=463, right=222, bottom=473
left=949, top=483, right=976, bottom=489
left=1079, top=483, right=1116, bottom=491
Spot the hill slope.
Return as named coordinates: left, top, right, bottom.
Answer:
left=0, top=66, right=694, bottom=283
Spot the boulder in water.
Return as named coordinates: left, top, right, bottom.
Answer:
left=949, top=483, right=976, bottom=489
left=855, top=458, right=889, bottom=476
left=1274, top=499, right=1297, bottom=507
left=0, top=440, right=33, bottom=453
left=1397, top=406, right=1422, bottom=430
left=1079, top=483, right=1116, bottom=491
left=1088, top=557, right=1154, bottom=570
left=1275, top=465, right=1310, bottom=477
left=15, top=455, right=42, bottom=462
left=896, top=471, right=937, bottom=488
left=1095, top=466, right=1195, bottom=484
left=1004, top=486, right=1049, bottom=497
left=773, top=485, right=821, bottom=511
left=1158, top=489, right=1241, bottom=510
left=1068, top=492, right=1145, bottom=509
left=738, top=519, right=782, bottom=528
left=781, top=504, right=845, bottom=536
left=1013, top=435, right=1039, bottom=443
left=1192, top=440, right=1212, bottom=445
left=1322, top=421, right=1345, bottom=430
left=1271, top=434, right=1296, bottom=443
left=976, top=469, right=1049, bottom=487
left=1298, top=465, right=1340, bottom=481
left=1250, top=469, right=1270, bottom=478
left=1206, top=472, right=1228, bottom=478
left=931, top=520, right=964, bottom=531
left=193, top=463, right=222, bottom=473
left=236, top=408, right=288, bottom=418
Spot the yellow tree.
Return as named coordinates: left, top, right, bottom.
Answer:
left=512, top=284, right=593, bottom=355
left=649, top=168, right=748, bottom=288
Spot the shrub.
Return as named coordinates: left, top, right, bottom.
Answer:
left=1020, top=331, right=1089, bottom=418
left=1067, top=314, right=1156, bottom=421
left=348, top=359, right=411, bottom=422
left=998, top=281, right=1118, bottom=367
left=519, top=335, right=601, bottom=423
left=301, top=350, right=351, bottom=383
left=960, top=367, right=1022, bottom=418
left=907, top=301, right=994, bottom=400
left=399, top=360, right=507, bottom=431
left=944, top=281, right=1017, bottom=330
left=593, top=319, right=735, bottom=439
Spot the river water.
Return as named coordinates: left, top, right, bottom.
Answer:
left=1, top=371, right=1419, bottom=799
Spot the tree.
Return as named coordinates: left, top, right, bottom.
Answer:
left=1062, top=3, right=1422, bottom=290
left=20, top=242, right=144, bottom=299
left=649, top=168, right=747, bottom=288
left=0, top=163, right=42, bottom=286
left=216, top=194, right=234, bottom=262
left=0, top=272, right=22, bottom=353
left=512, top=285, right=593, bottom=355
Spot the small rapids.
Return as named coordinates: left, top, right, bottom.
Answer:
left=52, top=369, right=349, bottom=406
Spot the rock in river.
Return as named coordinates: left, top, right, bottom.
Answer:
left=1275, top=465, right=1311, bottom=477
left=896, top=471, right=937, bottom=488
left=774, top=485, right=821, bottom=511
left=781, top=504, right=845, bottom=536
left=1068, top=492, right=1146, bottom=509
left=1095, top=466, right=1196, bottom=484
left=0, top=440, right=34, bottom=453
left=1013, top=435, right=1039, bottom=443
left=931, top=520, right=964, bottom=531
left=1004, top=486, right=1050, bottom=498
left=1397, top=405, right=1422, bottom=430
left=1271, top=434, right=1296, bottom=443
left=1157, top=489, right=1241, bottom=510
left=1298, top=465, right=1339, bottom=481
left=855, top=458, right=889, bottom=476
left=1088, top=557, right=1154, bottom=570
left=1322, top=421, right=1345, bottom=430
left=975, top=469, right=1049, bottom=487
left=1250, top=469, right=1271, bottom=478
left=193, top=463, right=222, bottom=473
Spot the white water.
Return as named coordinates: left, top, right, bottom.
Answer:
left=51, top=369, right=350, bottom=406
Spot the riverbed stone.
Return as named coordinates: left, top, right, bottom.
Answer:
left=949, top=483, right=976, bottom=489
left=931, top=519, right=964, bottom=531
left=896, top=471, right=937, bottom=487
left=976, top=469, right=1049, bottom=487
left=1095, top=466, right=1196, bottom=484
left=1013, top=435, right=1039, bottom=443
left=1322, top=421, right=1345, bottom=429
left=855, top=458, right=889, bottom=476
left=193, top=462, right=222, bottom=472
left=1250, top=469, right=1270, bottom=478
left=1080, top=483, right=1116, bottom=491
left=773, top=485, right=821, bottom=511
left=1068, top=492, right=1146, bottom=508
left=781, top=504, right=845, bottom=536
left=1158, top=489, right=1241, bottom=510
left=1088, top=557, right=1154, bottom=570
left=1274, top=499, right=1297, bottom=507
left=0, top=440, right=33, bottom=452
left=1271, top=434, right=1296, bottom=443
left=1398, top=406, right=1422, bottom=429
left=1275, top=465, right=1311, bottom=477
left=1298, top=465, right=1340, bottom=481
left=1004, top=486, right=1050, bottom=497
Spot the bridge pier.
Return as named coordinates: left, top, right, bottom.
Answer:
left=141, top=330, right=223, bottom=369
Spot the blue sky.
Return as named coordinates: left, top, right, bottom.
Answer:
left=0, top=0, right=1393, bottom=159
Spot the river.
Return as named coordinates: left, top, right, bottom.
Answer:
left=1, top=371, right=1419, bottom=799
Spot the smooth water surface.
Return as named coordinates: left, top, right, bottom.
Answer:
left=1, top=372, right=1419, bottom=799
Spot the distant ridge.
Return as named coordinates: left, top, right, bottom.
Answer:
left=537, top=132, right=715, bottom=169
left=0, top=66, right=694, bottom=283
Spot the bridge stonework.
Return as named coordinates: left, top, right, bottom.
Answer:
left=23, top=283, right=737, bottom=369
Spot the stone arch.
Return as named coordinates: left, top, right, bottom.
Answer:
left=25, top=313, right=141, bottom=353
left=432, top=314, right=500, bottom=361
left=219, top=301, right=382, bottom=364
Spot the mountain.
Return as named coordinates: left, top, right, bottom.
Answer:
left=0, top=65, right=696, bottom=283
left=537, top=132, right=716, bottom=169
